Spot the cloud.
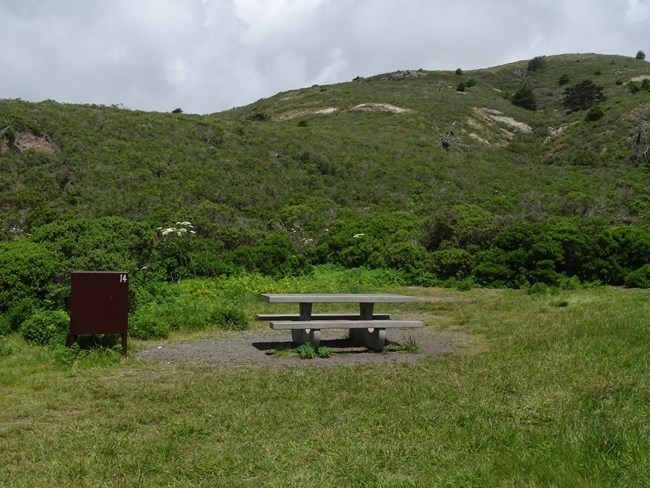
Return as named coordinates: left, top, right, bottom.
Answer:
left=0, top=0, right=648, bottom=114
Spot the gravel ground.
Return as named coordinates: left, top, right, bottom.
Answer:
left=135, top=326, right=464, bottom=368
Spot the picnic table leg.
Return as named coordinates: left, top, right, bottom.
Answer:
left=365, top=328, right=386, bottom=351
left=294, top=302, right=320, bottom=346
left=350, top=303, right=385, bottom=349
left=350, top=327, right=386, bottom=351
left=291, top=328, right=321, bottom=348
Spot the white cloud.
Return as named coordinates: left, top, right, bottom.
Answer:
left=0, top=0, right=648, bottom=114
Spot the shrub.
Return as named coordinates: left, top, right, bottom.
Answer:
left=0, top=298, right=39, bottom=334
left=527, top=56, right=547, bottom=72
left=317, top=346, right=332, bottom=358
left=636, top=50, right=646, bottom=61
left=563, top=80, right=606, bottom=112
left=19, top=310, right=69, bottom=345
left=422, top=204, right=498, bottom=251
left=456, top=82, right=466, bottom=92
left=221, top=234, right=312, bottom=277
left=0, top=241, right=61, bottom=312
left=624, top=264, right=650, bottom=288
left=128, top=315, right=171, bottom=340
left=628, top=81, right=641, bottom=94
left=455, top=68, right=463, bottom=75
left=558, top=74, right=571, bottom=86
left=210, top=308, right=249, bottom=331
left=431, top=248, right=474, bottom=279
left=585, top=105, right=604, bottom=122
left=30, top=217, right=154, bottom=278
left=297, top=342, right=316, bottom=359
left=511, top=84, right=538, bottom=111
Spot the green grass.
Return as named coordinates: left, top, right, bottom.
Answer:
left=1, top=276, right=649, bottom=486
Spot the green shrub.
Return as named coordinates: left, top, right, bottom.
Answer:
left=624, top=264, right=650, bottom=288
left=511, top=84, right=538, bottom=111
left=558, top=74, right=571, bottom=86
left=585, top=105, right=604, bottom=122
left=431, top=248, right=474, bottom=279
left=19, top=310, right=69, bottom=345
left=221, top=234, right=312, bottom=277
left=128, top=314, right=171, bottom=340
left=527, top=56, right=546, bottom=72
left=316, top=346, right=332, bottom=358
left=628, top=81, right=641, bottom=94
left=0, top=298, right=39, bottom=334
left=30, top=217, right=154, bottom=278
left=298, top=342, right=316, bottom=359
left=563, top=80, right=606, bottom=112
left=0, top=241, right=61, bottom=312
left=210, top=308, right=249, bottom=331
left=422, top=204, right=498, bottom=251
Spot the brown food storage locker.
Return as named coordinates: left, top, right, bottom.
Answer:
left=68, top=271, right=129, bottom=355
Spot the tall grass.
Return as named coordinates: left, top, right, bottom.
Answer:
left=1, top=276, right=649, bottom=486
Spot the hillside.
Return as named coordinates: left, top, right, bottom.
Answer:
left=1, top=53, right=649, bottom=234
left=0, top=53, right=649, bottom=294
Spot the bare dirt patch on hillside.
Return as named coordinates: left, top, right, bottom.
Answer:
left=351, top=103, right=410, bottom=113
left=0, top=131, right=59, bottom=155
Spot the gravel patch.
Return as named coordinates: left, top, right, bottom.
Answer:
left=136, top=326, right=464, bottom=368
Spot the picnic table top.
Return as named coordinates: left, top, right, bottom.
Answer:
left=260, top=293, right=415, bottom=303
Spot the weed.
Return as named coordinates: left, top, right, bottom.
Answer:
left=297, top=342, right=316, bottom=359
left=402, top=336, right=420, bottom=353
left=316, top=346, right=332, bottom=358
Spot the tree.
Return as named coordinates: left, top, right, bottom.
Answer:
left=527, top=56, right=547, bottom=72
left=563, top=80, right=606, bottom=113
left=636, top=50, right=646, bottom=61
left=511, top=84, right=538, bottom=111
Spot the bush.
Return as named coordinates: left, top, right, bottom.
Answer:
left=128, top=314, right=171, bottom=340
left=0, top=241, right=61, bottom=312
left=511, top=84, right=538, bottom=111
left=628, top=81, right=641, bottom=94
left=422, top=204, right=498, bottom=251
left=558, top=74, right=571, bottom=86
left=431, top=248, right=474, bottom=279
left=624, top=264, right=650, bottom=288
left=210, top=308, right=249, bottom=331
left=585, top=105, right=604, bottom=122
left=0, top=298, right=39, bottom=334
left=30, top=217, right=154, bottom=278
left=527, top=56, right=546, bottom=72
left=563, top=80, right=606, bottom=112
left=19, top=310, right=69, bottom=345
left=221, top=234, right=312, bottom=277
left=636, top=50, right=646, bottom=61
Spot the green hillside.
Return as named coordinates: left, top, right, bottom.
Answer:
left=1, top=53, right=650, bottom=310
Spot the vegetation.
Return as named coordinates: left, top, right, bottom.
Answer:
left=0, top=54, right=649, bottom=345
left=562, top=79, right=606, bottom=112
left=1, top=272, right=649, bottom=486
left=511, top=84, right=538, bottom=110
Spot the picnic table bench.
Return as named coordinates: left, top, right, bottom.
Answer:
left=257, top=293, right=423, bottom=351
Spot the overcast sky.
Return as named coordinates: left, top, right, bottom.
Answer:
left=1, top=0, right=648, bottom=114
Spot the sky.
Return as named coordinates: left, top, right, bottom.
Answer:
left=1, top=0, right=648, bottom=114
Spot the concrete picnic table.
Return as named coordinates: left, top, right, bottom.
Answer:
left=256, top=293, right=422, bottom=351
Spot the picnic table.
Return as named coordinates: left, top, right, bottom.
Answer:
left=256, top=293, right=423, bottom=351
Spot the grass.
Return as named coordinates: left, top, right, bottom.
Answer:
left=1, top=279, right=650, bottom=486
